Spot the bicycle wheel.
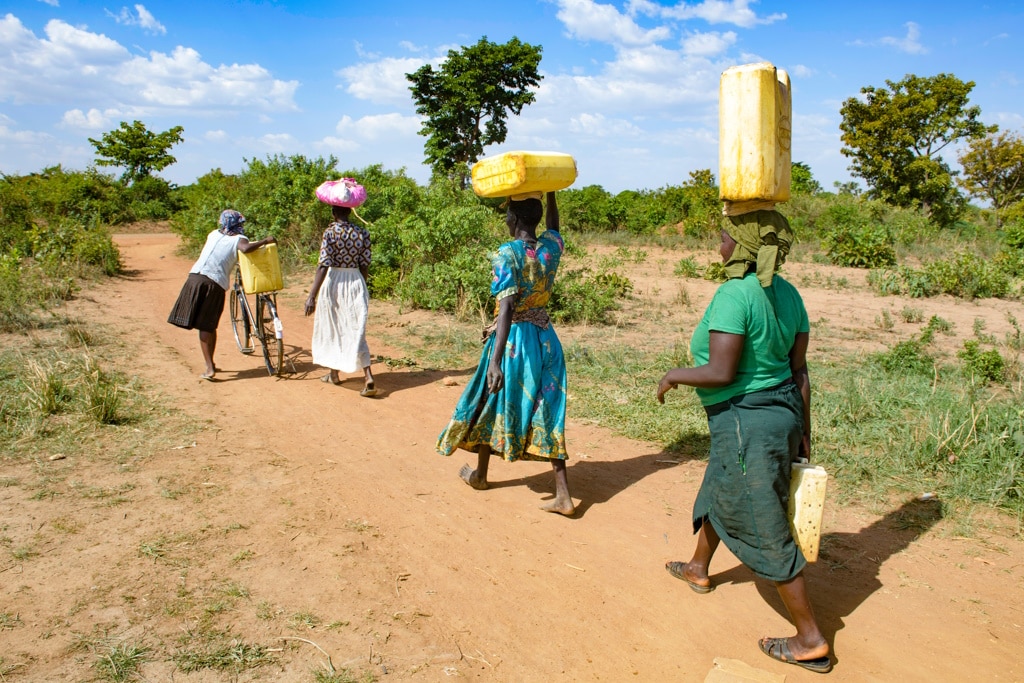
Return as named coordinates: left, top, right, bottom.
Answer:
left=229, top=279, right=253, bottom=354
left=256, top=294, right=284, bottom=375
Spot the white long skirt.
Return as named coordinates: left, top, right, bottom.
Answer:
left=312, top=267, right=371, bottom=373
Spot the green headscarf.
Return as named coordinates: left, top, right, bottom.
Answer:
left=723, top=210, right=794, bottom=287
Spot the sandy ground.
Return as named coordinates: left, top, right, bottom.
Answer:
left=2, top=231, right=1024, bottom=682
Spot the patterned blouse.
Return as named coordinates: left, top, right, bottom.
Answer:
left=491, top=229, right=563, bottom=315
left=318, top=220, right=371, bottom=269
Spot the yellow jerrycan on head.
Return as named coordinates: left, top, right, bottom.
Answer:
left=719, top=61, right=791, bottom=202
left=471, top=151, right=577, bottom=198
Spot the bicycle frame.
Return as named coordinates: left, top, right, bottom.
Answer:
left=229, top=268, right=284, bottom=376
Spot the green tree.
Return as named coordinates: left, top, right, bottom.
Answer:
left=791, top=161, right=822, bottom=195
left=88, top=120, right=184, bottom=184
left=839, top=73, right=993, bottom=226
left=958, top=129, right=1024, bottom=227
left=407, top=36, right=542, bottom=186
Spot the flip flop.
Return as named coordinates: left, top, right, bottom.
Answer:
left=758, top=637, right=832, bottom=674
left=359, top=382, right=377, bottom=397
left=665, top=561, right=714, bottom=594
left=200, top=372, right=215, bottom=382
left=321, top=374, right=341, bottom=385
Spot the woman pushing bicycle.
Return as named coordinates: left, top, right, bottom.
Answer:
left=168, top=209, right=276, bottom=381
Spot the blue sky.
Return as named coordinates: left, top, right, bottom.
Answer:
left=1, top=0, right=1021, bottom=194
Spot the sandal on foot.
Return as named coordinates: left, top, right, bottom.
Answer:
left=665, top=561, right=713, bottom=594
left=758, top=637, right=832, bottom=674
left=321, top=374, right=342, bottom=385
left=359, top=382, right=377, bottom=397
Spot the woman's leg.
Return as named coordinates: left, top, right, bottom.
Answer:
left=541, top=459, right=575, bottom=516
left=459, top=445, right=491, bottom=490
left=667, top=518, right=719, bottom=590
left=765, top=572, right=829, bottom=660
left=199, top=329, right=216, bottom=378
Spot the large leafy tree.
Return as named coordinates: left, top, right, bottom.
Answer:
left=407, top=36, right=542, bottom=186
left=839, top=73, right=993, bottom=225
left=791, top=161, right=822, bottom=195
left=958, top=130, right=1024, bottom=227
left=89, top=120, right=184, bottom=184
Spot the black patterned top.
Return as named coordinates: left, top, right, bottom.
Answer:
left=318, top=220, right=371, bottom=269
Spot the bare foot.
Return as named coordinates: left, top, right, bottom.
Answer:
left=459, top=464, right=488, bottom=490
left=540, top=496, right=576, bottom=516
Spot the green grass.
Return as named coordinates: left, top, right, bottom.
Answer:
left=94, top=642, right=150, bottom=683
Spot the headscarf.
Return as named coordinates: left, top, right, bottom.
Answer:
left=218, top=209, right=246, bottom=236
left=722, top=209, right=793, bottom=287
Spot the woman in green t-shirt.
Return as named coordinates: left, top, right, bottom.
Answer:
left=656, top=209, right=831, bottom=674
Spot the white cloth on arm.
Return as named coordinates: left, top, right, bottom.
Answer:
left=311, top=267, right=371, bottom=373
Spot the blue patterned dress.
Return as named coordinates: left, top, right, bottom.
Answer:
left=436, top=230, right=568, bottom=462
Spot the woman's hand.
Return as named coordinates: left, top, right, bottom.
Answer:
left=486, top=360, right=504, bottom=394
left=304, top=297, right=316, bottom=316
left=656, top=374, right=676, bottom=404
left=798, top=433, right=811, bottom=461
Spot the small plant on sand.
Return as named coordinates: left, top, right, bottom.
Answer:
left=94, top=642, right=150, bottom=683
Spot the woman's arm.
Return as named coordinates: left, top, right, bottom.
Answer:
left=789, top=331, right=811, bottom=460
left=486, top=296, right=515, bottom=394
left=304, top=265, right=328, bottom=316
left=656, top=332, right=744, bottom=404
left=237, top=235, right=276, bottom=254
left=546, top=192, right=559, bottom=232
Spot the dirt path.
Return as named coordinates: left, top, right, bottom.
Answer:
left=5, top=232, right=1024, bottom=682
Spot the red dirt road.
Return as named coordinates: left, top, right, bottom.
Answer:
left=5, top=231, right=1024, bottom=682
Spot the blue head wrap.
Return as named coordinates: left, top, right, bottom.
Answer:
left=219, top=209, right=246, bottom=235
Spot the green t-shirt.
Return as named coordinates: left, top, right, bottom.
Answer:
left=690, top=273, right=809, bottom=406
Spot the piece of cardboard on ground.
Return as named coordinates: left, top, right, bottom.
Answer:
left=705, top=657, right=786, bottom=683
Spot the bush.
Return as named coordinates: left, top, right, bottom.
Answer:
left=958, top=340, right=1004, bottom=383
left=923, top=251, right=1011, bottom=299
left=875, top=338, right=934, bottom=375
left=821, top=221, right=896, bottom=268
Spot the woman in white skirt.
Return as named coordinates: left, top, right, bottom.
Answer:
left=304, top=204, right=376, bottom=396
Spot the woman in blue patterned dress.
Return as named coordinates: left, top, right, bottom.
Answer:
left=436, top=192, right=575, bottom=516
left=304, top=204, right=376, bottom=396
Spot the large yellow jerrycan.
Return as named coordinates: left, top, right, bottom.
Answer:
left=471, top=151, right=577, bottom=198
left=238, top=243, right=283, bottom=295
left=719, top=62, right=791, bottom=202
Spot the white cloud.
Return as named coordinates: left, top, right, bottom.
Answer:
left=880, top=22, right=927, bottom=54
left=555, top=0, right=672, bottom=47
left=334, top=113, right=421, bottom=141
left=107, top=4, right=167, bottom=35
left=0, top=15, right=298, bottom=112
left=790, top=64, right=814, bottom=79
left=639, top=0, right=786, bottom=28
left=681, top=30, right=736, bottom=56
left=568, top=112, right=642, bottom=137
left=60, top=107, right=121, bottom=129
left=0, top=120, right=53, bottom=144
left=338, top=56, right=431, bottom=105
left=257, top=133, right=295, bottom=152
left=37, top=0, right=60, bottom=6
left=204, top=130, right=228, bottom=142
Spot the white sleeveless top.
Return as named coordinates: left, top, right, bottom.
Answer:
left=190, top=230, right=243, bottom=290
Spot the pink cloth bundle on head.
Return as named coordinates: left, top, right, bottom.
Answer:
left=315, top=178, right=367, bottom=207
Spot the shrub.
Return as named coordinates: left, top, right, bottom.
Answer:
left=958, top=340, right=1004, bottom=383
left=821, top=222, right=896, bottom=268
left=875, top=338, right=934, bottom=375
left=923, top=251, right=1011, bottom=299
left=674, top=257, right=700, bottom=278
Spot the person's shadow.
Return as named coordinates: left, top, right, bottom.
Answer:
left=478, top=429, right=712, bottom=518
left=710, top=496, right=943, bottom=663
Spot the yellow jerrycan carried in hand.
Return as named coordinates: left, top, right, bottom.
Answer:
left=238, top=243, right=283, bottom=295
left=719, top=61, right=791, bottom=202
left=788, top=462, right=827, bottom=562
left=471, top=151, right=577, bottom=198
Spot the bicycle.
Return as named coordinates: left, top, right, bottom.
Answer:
left=228, top=266, right=284, bottom=375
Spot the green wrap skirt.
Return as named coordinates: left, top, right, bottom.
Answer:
left=693, top=380, right=806, bottom=582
